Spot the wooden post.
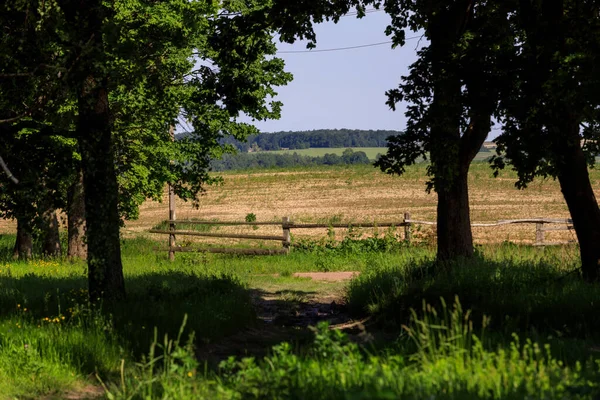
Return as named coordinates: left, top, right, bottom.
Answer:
left=404, top=212, right=412, bottom=244
left=535, top=222, right=544, bottom=246
left=168, top=125, right=176, bottom=261
left=282, top=216, right=291, bottom=250
left=168, top=185, right=176, bottom=261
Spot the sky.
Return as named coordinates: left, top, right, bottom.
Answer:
left=240, top=10, right=424, bottom=133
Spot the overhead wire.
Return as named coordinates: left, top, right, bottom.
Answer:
left=340, top=8, right=383, bottom=17
left=276, top=35, right=423, bottom=54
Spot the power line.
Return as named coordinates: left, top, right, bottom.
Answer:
left=341, top=8, right=382, bottom=17
left=277, top=35, right=423, bottom=54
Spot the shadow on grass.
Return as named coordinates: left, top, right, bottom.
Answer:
left=346, top=248, right=600, bottom=361
left=0, top=271, right=256, bottom=357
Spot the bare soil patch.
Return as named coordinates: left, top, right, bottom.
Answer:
left=196, top=273, right=366, bottom=364
left=291, top=271, right=360, bottom=281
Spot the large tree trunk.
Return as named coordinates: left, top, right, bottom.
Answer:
left=555, top=118, right=600, bottom=282
left=13, top=218, right=33, bottom=260
left=40, top=206, right=62, bottom=257
left=428, top=9, right=482, bottom=262
left=436, top=167, right=474, bottom=260
left=67, top=168, right=87, bottom=259
left=68, top=0, right=125, bottom=301
left=78, top=77, right=125, bottom=301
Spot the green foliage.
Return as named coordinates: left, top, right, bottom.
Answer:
left=492, top=1, right=600, bottom=187
left=0, top=0, right=293, bottom=220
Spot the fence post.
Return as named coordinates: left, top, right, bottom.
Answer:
left=404, top=212, right=412, bottom=244
left=168, top=185, right=176, bottom=261
left=168, top=125, right=176, bottom=261
left=535, top=222, right=544, bottom=246
left=282, top=216, right=291, bottom=251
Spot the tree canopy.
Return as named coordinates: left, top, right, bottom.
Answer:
left=0, top=0, right=292, bottom=299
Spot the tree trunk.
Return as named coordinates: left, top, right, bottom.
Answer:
left=77, top=72, right=125, bottom=300
left=41, top=206, right=62, bottom=257
left=428, top=13, right=480, bottom=262
left=555, top=119, right=600, bottom=282
left=67, top=168, right=87, bottom=259
left=66, top=0, right=125, bottom=301
left=436, top=167, right=474, bottom=260
left=13, top=218, right=33, bottom=260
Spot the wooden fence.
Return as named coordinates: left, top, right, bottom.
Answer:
left=149, top=213, right=575, bottom=260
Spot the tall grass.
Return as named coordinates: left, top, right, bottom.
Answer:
left=0, top=236, right=256, bottom=399
left=2, top=234, right=600, bottom=398
left=347, top=243, right=600, bottom=340
left=105, top=299, right=600, bottom=399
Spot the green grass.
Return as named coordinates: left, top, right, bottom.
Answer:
left=346, top=243, right=600, bottom=341
left=263, top=147, right=387, bottom=160
left=106, top=304, right=600, bottom=399
left=2, top=234, right=600, bottom=399
left=261, top=147, right=494, bottom=162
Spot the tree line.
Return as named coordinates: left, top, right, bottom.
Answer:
left=216, top=129, right=395, bottom=151
left=210, top=148, right=372, bottom=171
left=2, top=0, right=600, bottom=302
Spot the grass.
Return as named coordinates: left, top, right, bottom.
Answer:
left=1, top=233, right=600, bottom=398
left=264, top=147, right=388, bottom=160
left=105, top=303, right=600, bottom=399
left=262, top=147, right=494, bottom=162
left=346, top=243, right=600, bottom=342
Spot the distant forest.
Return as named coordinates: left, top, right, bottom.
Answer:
left=219, top=129, right=397, bottom=151
left=210, top=148, right=372, bottom=171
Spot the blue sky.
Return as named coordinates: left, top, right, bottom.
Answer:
left=242, top=11, right=423, bottom=133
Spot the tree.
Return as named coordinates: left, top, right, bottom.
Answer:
left=360, top=1, right=511, bottom=262
left=255, top=0, right=513, bottom=262
left=493, top=0, right=600, bottom=281
left=1, top=0, right=291, bottom=300
left=0, top=126, right=75, bottom=259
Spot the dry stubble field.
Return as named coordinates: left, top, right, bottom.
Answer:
left=127, top=162, right=600, bottom=246
left=2, top=162, right=598, bottom=246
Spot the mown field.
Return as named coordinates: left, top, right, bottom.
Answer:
left=2, top=162, right=600, bottom=399
left=122, top=162, right=597, bottom=246
left=261, top=147, right=494, bottom=161
left=264, top=147, right=388, bottom=160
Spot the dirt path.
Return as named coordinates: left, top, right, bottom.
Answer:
left=196, top=272, right=369, bottom=364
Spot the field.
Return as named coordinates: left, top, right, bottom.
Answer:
left=124, top=162, right=596, bottom=246
left=2, top=162, right=600, bottom=399
left=264, top=147, right=388, bottom=159
left=261, top=147, right=494, bottom=161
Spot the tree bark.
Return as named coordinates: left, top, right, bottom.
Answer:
left=555, top=119, right=600, bottom=282
left=428, top=7, right=481, bottom=262
left=436, top=167, right=474, bottom=260
left=67, top=168, right=87, bottom=259
left=77, top=76, right=126, bottom=301
left=13, top=218, right=33, bottom=260
left=40, top=206, right=62, bottom=257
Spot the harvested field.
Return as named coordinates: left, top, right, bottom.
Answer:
left=3, top=163, right=598, bottom=245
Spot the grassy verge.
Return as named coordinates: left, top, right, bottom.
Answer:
left=106, top=302, right=600, bottom=399
left=0, top=236, right=256, bottom=399
left=1, top=234, right=600, bottom=399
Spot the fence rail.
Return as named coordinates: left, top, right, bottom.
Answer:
left=151, top=213, right=576, bottom=260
